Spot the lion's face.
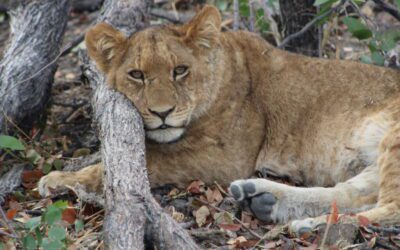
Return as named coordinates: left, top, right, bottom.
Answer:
left=85, top=6, right=223, bottom=143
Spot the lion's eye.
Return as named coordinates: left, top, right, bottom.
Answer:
left=173, top=65, right=189, bottom=80
left=128, top=70, right=144, bottom=80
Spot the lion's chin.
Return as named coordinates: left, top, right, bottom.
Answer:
left=146, top=127, right=185, bottom=144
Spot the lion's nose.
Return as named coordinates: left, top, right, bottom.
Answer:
left=148, top=106, right=175, bottom=120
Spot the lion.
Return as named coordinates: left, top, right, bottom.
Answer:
left=38, top=5, right=400, bottom=234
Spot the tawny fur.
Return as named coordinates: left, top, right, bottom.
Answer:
left=39, top=6, right=400, bottom=229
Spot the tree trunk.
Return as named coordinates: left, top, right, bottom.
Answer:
left=0, top=0, right=70, bottom=134
left=81, top=0, right=199, bottom=249
left=279, top=0, right=319, bottom=57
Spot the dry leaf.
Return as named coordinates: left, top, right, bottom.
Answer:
left=213, top=211, right=234, bottom=225
left=167, top=206, right=185, bottom=223
left=227, top=236, right=247, bottom=245
left=326, top=200, right=339, bottom=224
left=62, top=208, right=77, bottom=224
left=195, top=205, right=210, bottom=227
left=218, top=223, right=242, bottom=231
left=206, top=188, right=223, bottom=204
left=6, top=209, right=17, bottom=220
left=22, top=170, right=44, bottom=189
left=357, top=215, right=371, bottom=227
left=187, top=180, right=205, bottom=194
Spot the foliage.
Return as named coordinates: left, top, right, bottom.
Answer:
left=0, top=135, right=25, bottom=151
left=314, top=0, right=400, bottom=66
left=20, top=201, right=68, bottom=250
left=0, top=135, right=63, bottom=174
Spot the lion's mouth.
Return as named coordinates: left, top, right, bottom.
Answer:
left=146, top=124, right=184, bottom=131
left=145, top=125, right=186, bottom=144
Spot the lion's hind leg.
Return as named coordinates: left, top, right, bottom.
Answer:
left=230, top=165, right=379, bottom=226
left=356, top=124, right=400, bottom=225
left=291, top=124, right=400, bottom=235
left=38, top=163, right=104, bottom=197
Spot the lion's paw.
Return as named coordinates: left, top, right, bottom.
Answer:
left=229, top=179, right=278, bottom=222
left=37, top=171, right=70, bottom=197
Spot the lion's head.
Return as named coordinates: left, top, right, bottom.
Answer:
left=85, top=6, right=223, bottom=143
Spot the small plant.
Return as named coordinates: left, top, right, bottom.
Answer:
left=0, top=134, right=63, bottom=174
left=315, top=0, right=400, bottom=66
left=19, top=200, right=83, bottom=250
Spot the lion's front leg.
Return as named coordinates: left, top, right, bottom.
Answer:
left=38, top=163, right=104, bottom=196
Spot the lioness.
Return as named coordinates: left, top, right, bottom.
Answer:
left=39, top=6, right=400, bottom=233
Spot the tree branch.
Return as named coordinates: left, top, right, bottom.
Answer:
left=373, top=0, right=400, bottom=22
left=81, top=0, right=199, bottom=248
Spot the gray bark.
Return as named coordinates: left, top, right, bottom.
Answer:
left=0, top=164, right=24, bottom=203
left=0, top=0, right=70, bottom=134
left=81, top=0, right=199, bottom=249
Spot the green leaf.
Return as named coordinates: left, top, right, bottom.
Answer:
left=25, top=216, right=41, bottom=230
left=48, top=225, right=66, bottom=241
left=12, top=190, right=26, bottom=202
left=41, top=238, right=64, bottom=250
left=239, top=0, right=249, bottom=17
left=53, top=200, right=68, bottom=209
left=360, top=54, right=373, bottom=64
left=23, top=234, right=37, bottom=250
left=395, top=0, right=400, bottom=10
left=0, top=135, right=25, bottom=150
left=371, top=51, right=384, bottom=65
left=53, top=159, right=63, bottom=170
left=44, top=205, right=62, bottom=225
left=35, top=227, right=43, bottom=245
left=360, top=55, right=374, bottom=64
left=42, top=163, right=53, bottom=174
left=215, top=0, right=229, bottom=11
left=26, top=149, right=42, bottom=164
left=314, top=0, right=332, bottom=6
left=343, top=17, right=372, bottom=40
left=368, top=39, right=379, bottom=52
left=75, top=219, right=84, bottom=232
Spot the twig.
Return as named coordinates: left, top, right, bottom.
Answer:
left=0, top=206, right=18, bottom=238
left=248, top=0, right=255, bottom=32
left=261, top=0, right=281, bottom=45
left=278, top=0, right=346, bottom=49
left=0, top=230, right=18, bottom=239
left=376, top=237, right=398, bottom=250
left=213, top=181, right=229, bottom=197
left=60, top=33, right=85, bottom=57
left=194, top=197, right=262, bottom=239
left=348, top=0, right=378, bottom=30
left=373, top=0, right=400, bottom=22
left=368, top=225, right=400, bottom=234
left=233, top=0, right=239, bottom=31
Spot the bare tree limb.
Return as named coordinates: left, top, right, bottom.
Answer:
left=81, top=0, right=199, bottom=248
left=0, top=0, right=70, bottom=134
left=233, top=0, right=239, bottom=31
left=248, top=0, right=255, bottom=32
left=373, top=0, right=400, bottom=22
left=278, top=0, right=345, bottom=50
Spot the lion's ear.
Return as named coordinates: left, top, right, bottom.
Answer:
left=183, top=5, right=221, bottom=48
left=85, top=23, right=127, bottom=73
